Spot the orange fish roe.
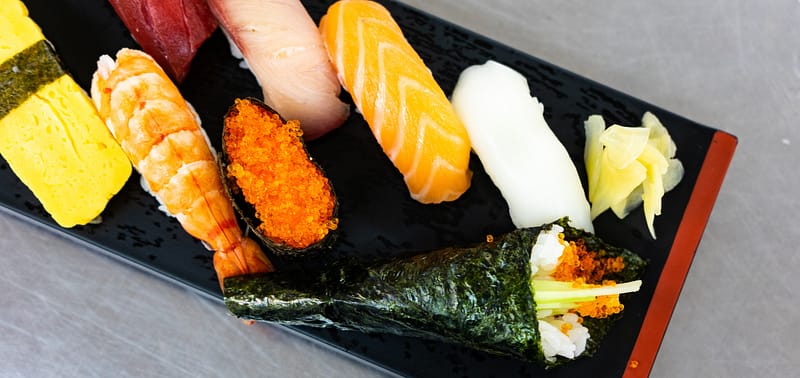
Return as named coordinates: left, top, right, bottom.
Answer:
left=551, top=236, right=625, bottom=284
left=575, top=294, right=624, bottom=318
left=543, top=234, right=631, bottom=319
left=223, top=98, right=337, bottom=249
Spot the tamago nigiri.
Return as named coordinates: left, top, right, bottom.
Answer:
left=320, top=0, right=472, bottom=204
left=0, top=0, right=131, bottom=227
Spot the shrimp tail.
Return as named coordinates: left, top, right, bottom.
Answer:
left=214, top=237, right=274, bottom=289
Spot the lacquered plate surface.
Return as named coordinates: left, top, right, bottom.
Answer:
left=0, top=1, right=736, bottom=377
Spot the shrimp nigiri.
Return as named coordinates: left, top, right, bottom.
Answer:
left=319, top=0, right=472, bottom=204
left=90, top=48, right=273, bottom=288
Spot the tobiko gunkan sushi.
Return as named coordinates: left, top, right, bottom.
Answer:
left=220, top=98, right=339, bottom=256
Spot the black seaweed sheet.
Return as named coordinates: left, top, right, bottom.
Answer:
left=224, top=220, right=647, bottom=367
left=1, top=1, right=726, bottom=376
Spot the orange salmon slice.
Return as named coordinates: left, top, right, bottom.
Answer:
left=320, top=0, right=472, bottom=204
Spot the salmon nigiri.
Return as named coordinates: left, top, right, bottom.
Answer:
left=90, top=48, right=274, bottom=288
left=207, top=0, right=349, bottom=140
left=320, top=0, right=472, bottom=204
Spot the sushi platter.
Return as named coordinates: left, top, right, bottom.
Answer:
left=0, top=0, right=736, bottom=377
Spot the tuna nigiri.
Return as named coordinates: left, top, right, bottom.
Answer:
left=207, top=0, right=349, bottom=140
left=90, top=48, right=273, bottom=288
left=107, top=0, right=217, bottom=82
left=319, top=0, right=472, bottom=204
left=450, top=61, right=593, bottom=232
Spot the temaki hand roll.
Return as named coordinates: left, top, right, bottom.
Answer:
left=224, top=219, right=646, bottom=366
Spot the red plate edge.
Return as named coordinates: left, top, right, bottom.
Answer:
left=622, top=130, right=738, bottom=378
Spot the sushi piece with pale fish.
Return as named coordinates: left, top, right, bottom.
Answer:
left=451, top=60, right=593, bottom=232
left=207, top=0, right=349, bottom=140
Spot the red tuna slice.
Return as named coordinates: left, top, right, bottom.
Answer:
left=108, top=0, right=217, bottom=82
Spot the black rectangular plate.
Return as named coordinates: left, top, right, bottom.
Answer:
left=1, top=1, right=736, bottom=377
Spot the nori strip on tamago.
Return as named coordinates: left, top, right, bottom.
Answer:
left=0, top=40, right=65, bottom=119
left=223, top=219, right=646, bottom=365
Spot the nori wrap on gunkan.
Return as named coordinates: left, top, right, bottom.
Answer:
left=223, top=219, right=646, bottom=366
left=220, top=98, right=339, bottom=258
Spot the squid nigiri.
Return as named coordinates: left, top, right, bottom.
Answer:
left=207, top=0, right=349, bottom=139
left=319, top=0, right=472, bottom=204
left=90, top=48, right=273, bottom=288
left=450, top=61, right=594, bottom=232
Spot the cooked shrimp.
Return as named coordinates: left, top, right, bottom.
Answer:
left=90, top=48, right=273, bottom=289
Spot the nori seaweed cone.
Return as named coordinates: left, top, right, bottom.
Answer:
left=224, top=219, right=646, bottom=365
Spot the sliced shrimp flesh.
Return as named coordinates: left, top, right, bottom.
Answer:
left=90, top=48, right=273, bottom=289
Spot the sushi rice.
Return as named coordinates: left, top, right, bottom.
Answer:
left=529, top=225, right=591, bottom=362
